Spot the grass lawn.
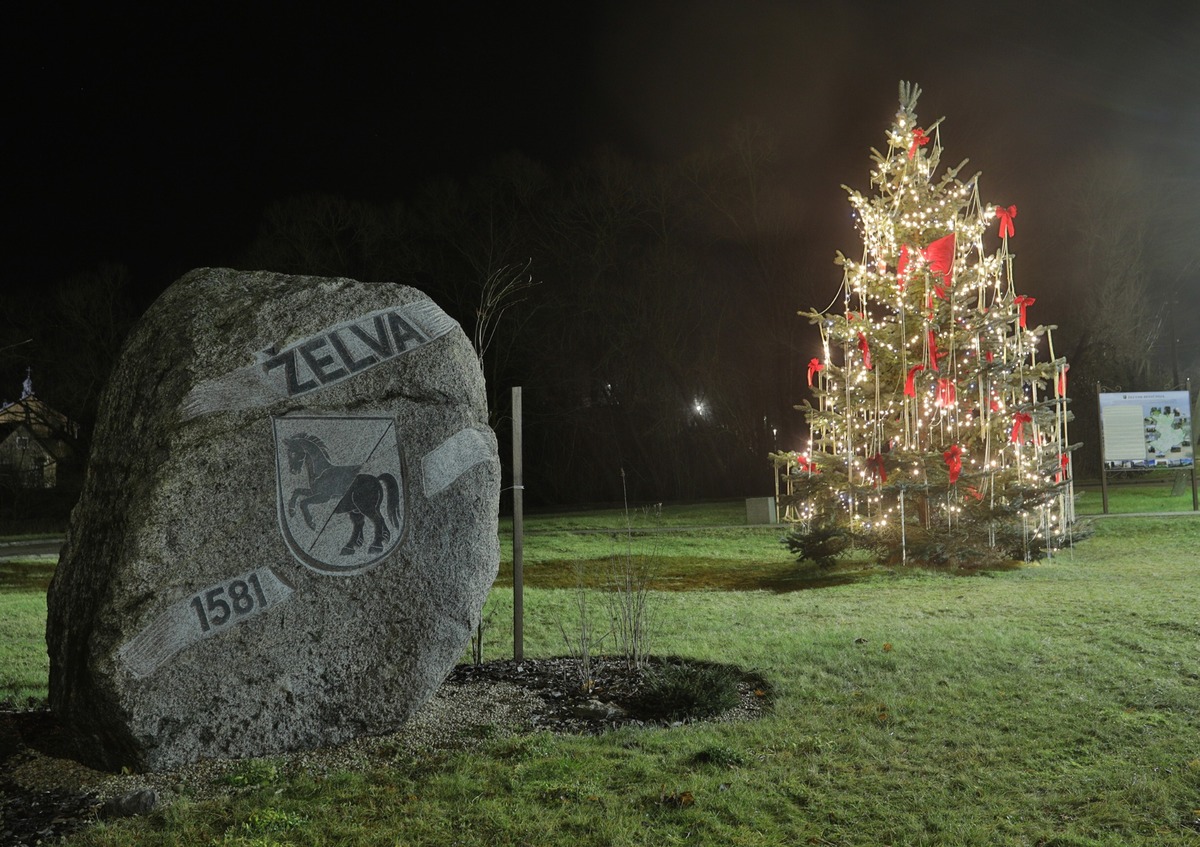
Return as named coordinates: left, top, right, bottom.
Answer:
left=0, top=554, right=56, bottom=703
left=3, top=500, right=1200, bottom=845
left=1075, top=470, right=1199, bottom=515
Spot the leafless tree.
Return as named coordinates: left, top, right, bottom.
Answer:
left=1062, top=152, right=1165, bottom=387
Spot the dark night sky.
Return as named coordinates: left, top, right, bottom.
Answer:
left=6, top=4, right=600, bottom=302
left=7, top=0, right=1200, bottom=343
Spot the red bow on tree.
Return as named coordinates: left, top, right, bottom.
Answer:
left=867, top=452, right=887, bottom=485
left=937, top=378, right=956, bottom=407
left=1014, top=295, right=1036, bottom=328
left=807, top=358, right=824, bottom=386
left=995, top=205, right=1017, bottom=239
left=985, top=350, right=995, bottom=363
left=924, top=234, right=955, bottom=284
left=1057, top=364, right=1069, bottom=398
left=1056, top=452, right=1070, bottom=483
left=905, top=363, right=925, bottom=397
left=794, top=454, right=811, bottom=472
left=896, top=244, right=910, bottom=291
left=1011, top=411, right=1032, bottom=444
left=943, top=444, right=963, bottom=484
left=908, top=127, right=930, bottom=159
left=858, top=331, right=872, bottom=370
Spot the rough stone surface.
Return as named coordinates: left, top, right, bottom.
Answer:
left=46, top=268, right=500, bottom=771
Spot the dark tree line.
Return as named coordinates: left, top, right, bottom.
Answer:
left=0, top=263, right=141, bottom=527
left=1037, top=149, right=1192, bottom=479
left=0, top=263, right=139, bottom=449
left=5, top=132, right=1192, bottom=513
left=237, top=129, right=822, bottom=506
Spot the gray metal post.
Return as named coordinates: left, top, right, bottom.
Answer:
left=512, top=386, right=524, bottom=661
left=1097, top=382, right=1110, bottom=515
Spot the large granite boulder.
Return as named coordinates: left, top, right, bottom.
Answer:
left=47, top=268, right=500, bottom=771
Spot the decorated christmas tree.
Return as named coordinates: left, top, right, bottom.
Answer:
left=776, top=82, right=1079, bottom=567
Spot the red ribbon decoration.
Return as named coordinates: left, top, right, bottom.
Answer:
left=985, top=350, right=995, bottom=363
left=1057, top=363, right=1069, bottom=398
left=794, top=454, right=811, bottom=472
left=923, top=234, right=956, bottom=285
left=857, top=331, right=872, bottom=370
left=1056, top=452, right=1070, bottom=483
left=807, top=358, right=824, bottom=387
left=937, top=378, right=956, bottom=407
left=867, top=452, right=887, bottom=485
left=1014, top=295, right=1036, bottom=328
left=1011, top=411, right=1032, bottom=444
left=927, top=329, right=948, bottom=372
left=966, top=486, right=984, bottom=501
left=896, top=244, right=910, bottom=292
left=905, top=363, right=925, bottom=397
left=908, top=127, right=930, bottom=159
left=943, top=444, right=962, bottom=484
left=996, top=205, right=1017, bottom=239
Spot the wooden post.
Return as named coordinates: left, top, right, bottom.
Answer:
left=1097, top=382, right=1110, bottom=515
left=773, top=455, right=782, bottom=523
left=512, top=386, right=524, bottom=662
left=1190, top=378, right=1199, bottom=513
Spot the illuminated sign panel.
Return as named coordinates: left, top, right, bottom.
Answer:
left=1099, top=391, right=1193, bottom=469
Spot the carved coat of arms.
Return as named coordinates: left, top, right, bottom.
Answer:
left=272, top=415, right=405, bottom=574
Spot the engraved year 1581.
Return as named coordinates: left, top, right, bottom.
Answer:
left=189, top=573, right=269, bottom=633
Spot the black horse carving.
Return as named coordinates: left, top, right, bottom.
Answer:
left=284, top=432, right=401, bottom=555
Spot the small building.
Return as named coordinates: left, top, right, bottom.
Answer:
left=0, top=371, right=78, bottom=489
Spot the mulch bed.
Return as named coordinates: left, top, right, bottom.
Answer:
left=1, top=706, right=99, bottom=847
left=449, top=655, right=770, bottom=731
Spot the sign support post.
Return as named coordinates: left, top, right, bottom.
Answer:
left=1097, top=382, right=1110, bottom=514
left=512, top=386, right=524, bottom=662
left=1190, top=378, right=1198, bottom=512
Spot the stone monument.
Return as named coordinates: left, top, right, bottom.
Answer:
left=46, top=269, right=500, bottom=771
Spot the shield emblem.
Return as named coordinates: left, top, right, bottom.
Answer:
left=272, top=415, right=406, bottom=575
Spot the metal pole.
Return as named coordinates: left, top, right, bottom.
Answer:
left=1097, top=382, right=1110, bottom=515
left=1190, top=378, right=1198, bottom=512
left=512, top=386, right=524, bottom=662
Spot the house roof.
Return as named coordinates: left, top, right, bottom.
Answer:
left=0, top=372, right=79, bottom=449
